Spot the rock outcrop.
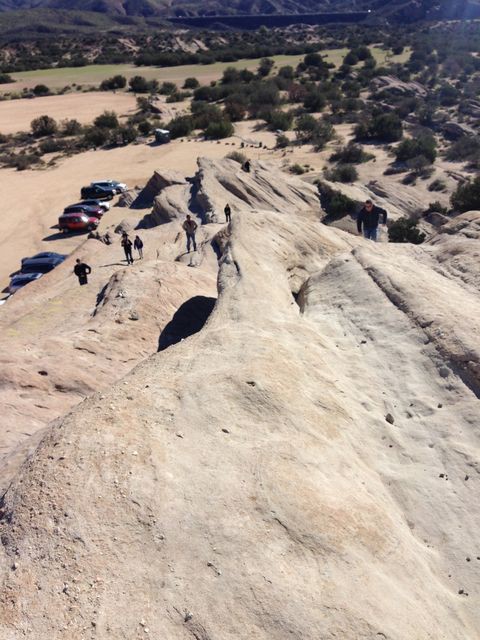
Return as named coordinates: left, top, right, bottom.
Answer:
left=371, top=75, right=427, bottom=98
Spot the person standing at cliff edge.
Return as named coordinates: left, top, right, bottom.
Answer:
left=74, top=259, right=91, bottom=286
left=121, top=232, right=134, bottom=265
left=357, top=199, right=387, bottom=241
left=224, top=203, right=232, bottom=223
left=183, top=215, right=198, bottom=253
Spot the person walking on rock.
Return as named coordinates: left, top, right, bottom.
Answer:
left=134, top=235, right=144, bottom=259
left=74, top=258, right=91, bottom=286
left=357, top=199, right=387, bottom=241
left=224, top=203, right=231, bottom=223
left=121, top=232, right=134, bottom=264
left=182, top=215, right=198, bottom=253
left=242, top=160, right=251, bottom=173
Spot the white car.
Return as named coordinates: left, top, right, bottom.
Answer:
left=91, top=179, right=127, bottom=193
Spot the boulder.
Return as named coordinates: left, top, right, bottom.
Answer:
left=371, top=75, right=427, bottom=98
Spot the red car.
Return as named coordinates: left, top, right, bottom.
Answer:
left=58, top=213, right=99, bottom=233
left=63, top=204, right=104, bottom=219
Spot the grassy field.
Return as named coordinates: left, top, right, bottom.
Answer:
left=1, top=46, right=411, bottom=95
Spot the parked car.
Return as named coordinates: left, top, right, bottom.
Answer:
left=91, top=179, right=127, bottom=193
left=21, top=255, right=66, bottom=274
left=21, top=251, right=66, bottom=265
left=58, top=213, right=99, bottom=233
left=8, top=272, right=43, bottom=294
left=63, top=204, right=104, bottom=219
left=80, top=185, right=116, bottom=200
left=75, top=199, right=110, bottom=212
left=154, top=128, right=171, bottom=144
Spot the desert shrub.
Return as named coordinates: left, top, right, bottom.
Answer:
left=330, top=142, right=373, bottom=164
left=168, top=115, right=194, bottom=138
left=0, top=73, right=14, bottom=84
left=258, top=58, right=274, bottom=77
left=183, top=77, right=199, bottom=89
left=129, top=75, right=157, bottom=94
left=31, top=115, right=57, bottom=137
left=316, top=180, right=357, bottom=219
left=425, top=201, right=448, bottom=214
left=191, top=102, right=223, bottom=129
left=324, top=164, right=358, bottom=183
left=60, top=118, right=82, bottom=136
left=437, top=84, right=460, bottom=106
left=38, top=138, right=66, bottom=154
left=395, top=134, right=436, bottom=164
left=428, top=179, right=446, bottom=192
left=303, top=89, right=326, bottom=113
left=276, top=134, right=290, bottom=148
left=355, top=112, right=403, bottom=143
left=117, top=125, right=137, bottom=144
left=159, top=81, right=177, bottom=95
left=166, top=91, right=189, bottom=103
left=226, top=151, right=248, bottom=164
left=278, top=65, right=294, bottom=80
left=264, top=109, right=293, bottom=131
left=290, top=163, right=307, bottom=175
left=100, top=75, right=126, bottom=90
left=388, top=217, right=426, bottom=244
left=94, top=110, right=119, bottom=129
left=82, top=125, right=109, bottom=148
left=343, top=50, right=359, bottom=66
left=406, top=155, right=433, bottom=177
left=224, top=98, right=247, bottom=122
left=295, top=114, right=333, bottom=149
left=445, top=136, right=480, bottom=163
left=451, top=177, right=480, bottom=212
left=137, top=120, right=152, bottom=135
left=204, top=119, right=234, bottom=139
left=33, top=84, right=50, bottom=96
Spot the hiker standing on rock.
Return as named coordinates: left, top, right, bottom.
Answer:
left=182, top=214, right=198, bottom=253
left=242, top=160, right=251, bottom=173
left=121, top=232, right=134, bottom=265
left=224, top=203, right=231, bottom=223
left=357, top=199, right=387, bottom=241
left=134, top=235, right=144, bottom=259
left=74, top=258, right=91, bottom=286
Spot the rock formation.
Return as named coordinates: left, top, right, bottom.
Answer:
left=0, top=162, right=479, bottom=640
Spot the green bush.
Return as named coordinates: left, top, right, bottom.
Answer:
left=129, top=75, right=157, bottom=94
left=38, top=138, right=66, bottom=154
left=31, top=115, right=57, bottom=137
left=258, top=58, right=274, bottom=77
left=159, top=81, right=177, bottom=95
left=168, top=115, right=194, bottom=139
left=226, top=151, right=248, bottom=164
left=33, top=84, right=50, bottom=96
left=451, top=177, right=480, bottom=212
left=0, top=73, right=14, bottom=84
left=82, top=126, right=109, bottom=148
left=445, top=136, right=480, bottom=163
left=355, top=112, right=403, bottom=143
left=117, top=125, right=137, bottom=144
left=60, top=118, right=82, bottom=136
left=395, top=134, right=436, bottom=164
left=94, top=111, right=119, bottom=129
left=388, top=217, right=426, bottom=244
left=290, top=163, right=307, bottom=175
left=265, top=109, right=293, bottom=131
left=100, top=75, right=126, bottom=91
left=428, top=179, right=446, bottom=192
left=204, top=119, right=234, bottom=140
left=325, top=164, right=358, bottom=183
left=316, top=180, right=357, bottom=219
left=138, top=120, right=152, bottom=135
left=276, top=134, right=290, bottom=148
left=183, top=77, right=199, bottom=89
left=330, top=142, right=373, bottom=164
left=303, top=89, right=326, bottom=113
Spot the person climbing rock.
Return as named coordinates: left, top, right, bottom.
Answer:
left=74, top=259, right=91, bottom=286
left=134, top=235, right=144, bottom=259
left=242, top=160, right=251, bottom=173
left=224, top=203, right=231, bottom=223
left=182, top=215, right=198, bottom=253
left=121, top=232, right=134, bottom=264
left=357, top=199, right=387, bottom=241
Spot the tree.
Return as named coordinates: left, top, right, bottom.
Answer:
left=82, top=126, right=109, bottom=148
left=451, top=177, right=480, bottom=212
left=258, top=58, right=274, bottom=77
left=388, top=218, right=426, bottom=244
left=303, top=89, right=326, bottom=113
left=129, top=75, right=150, bottom=93
left=183, top=77, right=199, bottom=89
left=355, top=113, right=403, bottom=143
left=265, top=110, right=293, bottom=131
left=31, top=115, right=57, bottom=137
left=395, top=134, right=436, bottom=164
left=159, top=81, right=177, bottom=95
left=278, top=65, right=294, bottom=80
left=60, top=118, right=82, bottom=136
left=33, top=84, right=50, bottom=96
left=100, top=75, right=126, bottom=91
left=204, top=119, right=234, bottom=139
left=137, top=120, right=152, bottom=135
left=94, top=111, right=119, bottom=129
left=324, top=164, right=358, bottom=183
left=330, top=142, right=373, bottom=164
left=167, top=115, right=194, bottom=138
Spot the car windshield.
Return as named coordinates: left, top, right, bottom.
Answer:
left=22, top=264, right=53, bottom=274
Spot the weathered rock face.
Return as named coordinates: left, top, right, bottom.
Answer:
left=142, top=156, right=322, bottom=227
left=133, top=169, right=187, bottom=209
left=0, top=197, right=479, bottom=639
left=442, top=121, right=476, bottom=140
left=371, top=75, right=427, bottom=98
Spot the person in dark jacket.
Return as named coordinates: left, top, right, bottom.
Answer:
left=357, top=199, right=387, bottom=241
left=121, top=233, right=134, bottom=264
left=182, top=215, right=198, bottom=252
left=242, top=160, right=251, bottom=173
left=134, top=235, right=144, bottom=259
left=224, top=203, right=231, bottom=223
left=74, top=259, right=91, bottom=286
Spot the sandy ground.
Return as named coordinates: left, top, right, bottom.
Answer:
left=0, top=92, right=139, bottom=135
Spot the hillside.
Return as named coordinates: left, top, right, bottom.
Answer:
left=0, top=157, right=479, bottom=638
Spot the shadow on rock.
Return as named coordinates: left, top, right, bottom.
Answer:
left=158, top=296, right=216, bottom=352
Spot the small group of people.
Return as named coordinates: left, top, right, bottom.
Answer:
left=121, top=232, right=144, bottom=265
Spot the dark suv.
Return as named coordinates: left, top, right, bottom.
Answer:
left=80, top=185, right=116, bottom=200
